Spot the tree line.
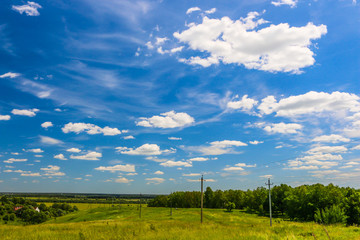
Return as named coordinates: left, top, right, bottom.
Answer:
left=0, top=196, right=78, bottom=224
left=147, top=183, right=360, bottom=225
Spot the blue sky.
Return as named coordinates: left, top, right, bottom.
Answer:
left=0, top=0, right=359, bottom=193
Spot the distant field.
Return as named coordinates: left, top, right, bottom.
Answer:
left=0, top=205, right=359, bottom=240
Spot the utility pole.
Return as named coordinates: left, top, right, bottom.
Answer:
left=201, top=175, right=204, bottom=224
left=139, top=193, right=142, bottom=218
left=170, top=192, right=173, bottom=216
left=265, top=178, right=273, bottom=227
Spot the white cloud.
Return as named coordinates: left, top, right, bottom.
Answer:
left=227, top=95, right=258, bottom=112
left=249, top=140, right=263, bottom=145
left=260, top=175, right=273, bottom=178
left=154, top=170, right=164, bottom=175
left=307, top=146, right=347, bottom=154
left=205, top=8, right=216, bottom=14
left=40, top=165, right=65, bottom=176
left=312, top=134, right=350, bottom=143
left=27, top=148, right=44, bottom=153
left=62, top=122, right=121, bottom=136
left=168, top=137, right=182, bottom=140
left=182, top=173, right=201, bottom=177
left=170, top=46, right=184, bottom=53
left=115, top=177, right=133, bottom=183
left=21, top=172, right=41, bottom=177
left=186, top=7, right=201, bottom=14
left=116, top=144, right=173, bottom=156
left=12, top=108, right=39, bottom=117
left=41, top=121, right=53, bottom=129
left=40, top=136, right=63, bottom=145
left=187, top=140, right=248, bottom=155
left=258, top=91, right=360, bottom=117
left=145, top=177, right=165, bottom=184
left=160, top=160, right=192, bottom=167
left=0, top=115, right=10, bottom=120
left=224, top=163, right=256, bottom=171
left=188, top=157, right=209, bottom=162
left=66, top=148, right=81, bottom=153
left=271, top=0, right=298, bottom=8
left=353, top=145, right=360, bottom=150
left=70, top=151, right=102, bottom=161
left=310, top=170, right=340, bottom=178
left=263, top=122, right=303, bottom=134
left=95, top=164, right=135, bottom=172
left=54, top=154, right=67, bottom=160
left=123, top=135, right=135, bottom=140
left=174, top=12, right=327, bottom=73
left=12, top=1, right=42, bottom=16
left=0, top=72, right=20, bottom=78
left=136, top=111, right=194, bottom=128
left=3, top=158, right=27, bottom=164
left=155, top=37, right=168, bottom=45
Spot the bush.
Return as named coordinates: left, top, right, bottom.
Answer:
left=225, top=202, right=235, bottom=212
left=314, top=205, right=347, bottom=225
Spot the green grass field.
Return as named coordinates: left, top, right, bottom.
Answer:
left=0, top=204, right=359, bottom=239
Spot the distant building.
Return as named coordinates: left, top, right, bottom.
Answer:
left=35, top=207, right=40, bottom=212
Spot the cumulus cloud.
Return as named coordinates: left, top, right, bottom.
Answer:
left=123, top=135, right=135, bottom=140
left=258, top=91, right=360, bottom=117
left=136, top=111, right=194, bottom=128
left=12, top=1, right=42, bottom=16
left=312, top=134, right=350, bottom=143
left=353, top=145, right=360, bottom=150
left=154, top=170, right=164, bottom=175
left=21, top=172, right=41, bottom=177
left=205, top=8, right=216, bottom=14
left=186, top=7, right=201, bottom=14
left=62, top=122, right=121, bottom=136
left=3, top=158, right=27, bottom=163
left=307, top=146, right=347, bottom=154
left=287, top=153, right=343, bottom=170
left=160, top=160, right=192, bottom=167
left=186, top=140, right=248, bottom=155
left=12, top=108, right=39, bottom=117
left=224, top=163, right=256, bottom=171
left=26, top=148, right=44, bottom=153
left=0, top=115, right=10, bottom=120
left=40, top=136, right=63, bottom=145
left=66, top=148, right=81, bottom=153
left=188, top=157, right=209, bottom=162
left=182, top=173, right=201, bottom=177
left=227, top=95, right=258, bottom=112
left=0, top=72, right=20, bottom=78
left=174, top=12, right=327, bottom=73
left=54, top=154, right=67, bottom=160
left=145, top=177, right=165, bottom=184
left=168, top=137, right=182, bottom=140
left=271, top=0, right=298, bottom=8
left=116, top=144, right=174, bottom=156
left=115, top=177, right=133, bottom=183
left=41, top=121, right=53, bottom=129
left=263, top=122, right=303, bottom=134
left=40, top=165, right=65, bottom=176
left=95, top=164, right=135, bottom=172
left=70, top=151, right=102, bottom=160
left=249, top=140, right=263, bottom=145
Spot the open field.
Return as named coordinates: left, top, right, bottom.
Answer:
left=0, top=205, right=359, bottom=240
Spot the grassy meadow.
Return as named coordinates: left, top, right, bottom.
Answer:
left=0, top=204, right=359, bottom=239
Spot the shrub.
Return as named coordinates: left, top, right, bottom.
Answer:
left=314, top=205, right=347, bottom=225
left=225, top=202, right=235, bottom=212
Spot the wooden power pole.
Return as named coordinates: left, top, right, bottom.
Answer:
left=170, top=192, right=173, bottom=216
left=139, top=193, right=142, bottom=218
left=201, top=175, right=204, bottom=224
left=265, top=178, right=273, bottom=227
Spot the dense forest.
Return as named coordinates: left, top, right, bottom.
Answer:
left=148, top=183, right=360, bottom=225
left=0, top=196, right=78, bottom=224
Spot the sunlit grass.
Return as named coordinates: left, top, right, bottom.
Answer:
left=0, top=205, right=359, bottom=239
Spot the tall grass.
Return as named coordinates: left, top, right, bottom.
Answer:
left=0, top=205, right=359, bottom=239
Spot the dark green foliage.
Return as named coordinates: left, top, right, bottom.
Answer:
left=148, top=183, right=360, bottom=226
left=225, top=202, right=235, bottom=212
left=0, top=196, right=78, bottom=224
left=314, top=205, right=347, bottom=224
